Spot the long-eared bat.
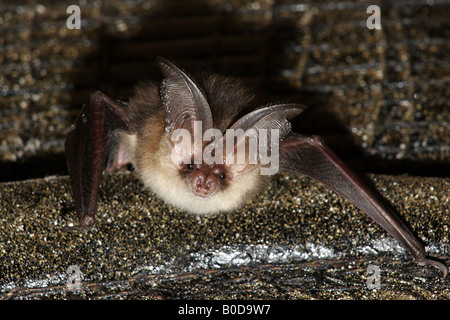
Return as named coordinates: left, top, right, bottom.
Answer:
left=64, top=57, right=447, bottom=276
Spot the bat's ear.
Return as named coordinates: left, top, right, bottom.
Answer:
left=227, top=103, right=306, bottom=158
left=229, top=103, right=306, bottom=134
left=157, top=57, right=213, bottom=139
left=219, top=103, right=306, bottom=177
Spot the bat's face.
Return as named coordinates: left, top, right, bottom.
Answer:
left=133, top=131, right=264, bottom=215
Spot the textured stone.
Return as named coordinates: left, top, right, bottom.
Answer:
left=0, top=172, right=448, bottom=299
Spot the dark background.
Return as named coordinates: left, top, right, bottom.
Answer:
left=0, top=0, right=449, bottom=181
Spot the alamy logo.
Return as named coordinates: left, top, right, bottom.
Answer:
left=366, top=264, right=381, bottom=289
left=366, top=5, right=381, bottom=30
left=66, top=264, right=82, bottom=290
left=170, top=121, right=280, bottom=175
left=66, top=5, right=81, bottom=29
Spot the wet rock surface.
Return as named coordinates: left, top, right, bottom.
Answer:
left=1, top=172, right=448, bottom=299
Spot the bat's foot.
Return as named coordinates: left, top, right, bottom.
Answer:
left=62, top=215, right=95, bottom=233
left=418, top=256, right=448, bottom=278
left=62, top=225, right=94, bottom=233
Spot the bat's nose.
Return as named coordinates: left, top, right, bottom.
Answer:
left=192, top=173, right=217, bottom=198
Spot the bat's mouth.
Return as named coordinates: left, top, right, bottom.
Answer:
left=190, top=189, right=216, bottom=199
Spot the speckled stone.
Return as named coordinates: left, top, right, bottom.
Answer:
left=0, top=172, right=449, bottom=299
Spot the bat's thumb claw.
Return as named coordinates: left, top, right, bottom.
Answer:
left=61, top=224, right=94, bottom=233
left=62, top=215, right=95, bottom=233
left=418, top=257, right=448, bottom=279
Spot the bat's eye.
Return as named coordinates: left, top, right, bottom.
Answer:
left=219, top=173, right=226, bottom=181
left=186, top=164, right=194, bottom=171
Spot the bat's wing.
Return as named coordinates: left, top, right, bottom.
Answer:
left=279, top=133, right=447, bottom=276
left=64, top=91, right=133, bottom=231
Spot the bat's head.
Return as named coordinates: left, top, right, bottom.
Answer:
left=136, top=58, right=306, bottom=214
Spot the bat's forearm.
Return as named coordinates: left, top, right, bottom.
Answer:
left=280, top=135, right=448, bottom=277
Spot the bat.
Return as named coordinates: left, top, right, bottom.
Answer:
left=64, top=57, right=447, bottom=277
